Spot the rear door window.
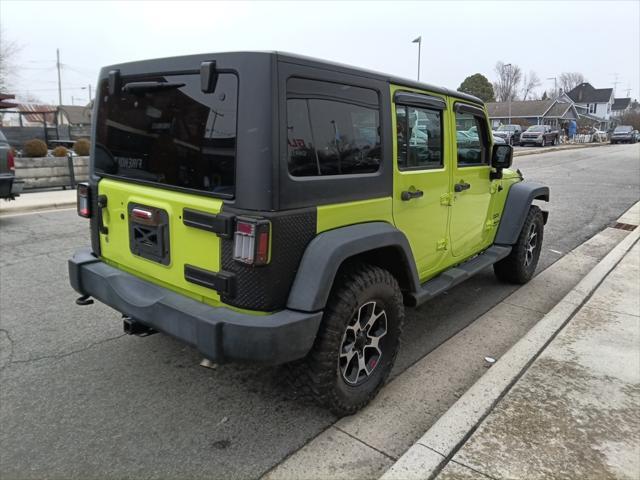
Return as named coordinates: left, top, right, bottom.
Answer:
left=95, top=73, right=238, bottom=197
left=396, top=105, right=443, bottom=170
left=286, top=78, right=381, bottom=177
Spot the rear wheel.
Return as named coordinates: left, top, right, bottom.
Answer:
left=285, top=264, right=404, bottom=416
left=494, top=205, right=544, bottom=284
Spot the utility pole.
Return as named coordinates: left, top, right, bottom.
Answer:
left=612, top=73, right=620, bottom=96
left=547, top=76, right=557, bottom=98
left=56, top=48, right=63, bottom=105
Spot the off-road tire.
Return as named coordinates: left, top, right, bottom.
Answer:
left=494, top=205, right=544, bottom=284
left=284, top=264, right=404, bottom=416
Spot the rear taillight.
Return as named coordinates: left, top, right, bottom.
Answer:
left=7, top=149, right=15, bottom=171
left=233, top=217, right=270, bottom=266
left=77, top=183, right=91, bottom=218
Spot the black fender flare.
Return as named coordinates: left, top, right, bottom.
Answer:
left=495, top=181, right=549, bottom=245
left=286, top=222, right=420, bottom=312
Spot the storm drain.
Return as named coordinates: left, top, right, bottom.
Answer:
left=612, top=222, right=637, bottom=231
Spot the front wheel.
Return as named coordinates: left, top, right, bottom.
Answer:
left=285, top=264, right=404, bottom=416
left=494, top=205, right=544, bottom=284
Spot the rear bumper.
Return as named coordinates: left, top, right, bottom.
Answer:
left=0, top=174, right=23, bottom=198
left=68, top=247, right=322, bottom=364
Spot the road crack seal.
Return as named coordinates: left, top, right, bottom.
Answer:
left=1, top=333, right=126, bottom=372
left=0, top=328, right=16, bottom=370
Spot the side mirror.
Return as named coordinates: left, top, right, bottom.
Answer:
left=491, top=143, right=513, bottom=173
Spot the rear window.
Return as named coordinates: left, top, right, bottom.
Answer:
left=614, top=126, right=632, bottom=133
left=286, top=78, right=381, bottom=177
left=94, top=73, right=238, bottom=197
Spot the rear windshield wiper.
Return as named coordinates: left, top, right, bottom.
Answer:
left=122, top=81, right=185, bottom=94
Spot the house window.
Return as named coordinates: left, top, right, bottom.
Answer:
left=589, top=103, right=596, bottom=114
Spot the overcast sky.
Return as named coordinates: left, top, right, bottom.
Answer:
left=2, top=0, right=639, bottom=105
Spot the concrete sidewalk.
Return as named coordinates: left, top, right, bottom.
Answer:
left=0, top=188, right=76, bottom=215
left=513, top=142, right=607, bottom=157
left=383, top=229, right=640, bottom=479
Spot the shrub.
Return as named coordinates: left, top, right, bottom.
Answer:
left=52, top=146, right=69, bottom=157
left=23, top=139, right=48, bottom=158
left=74, top=138, right=90, bottom=156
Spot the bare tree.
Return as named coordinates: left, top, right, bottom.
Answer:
left=558, top=72, right=585, bottom=94
left=0, top=27, right=22, bottom=92
left=493, top=61, right=522, bottom=102
left=521, top=71, right=542, bottom=101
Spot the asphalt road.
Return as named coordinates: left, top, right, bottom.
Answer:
left=1, top=144, right=639, bottom=480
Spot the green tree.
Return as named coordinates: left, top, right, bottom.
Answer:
left=458, top=73, right=495, bottom=102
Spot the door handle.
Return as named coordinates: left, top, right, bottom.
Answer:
left=401, top=189, right=424, bottom=201
left=454, top=182, right=471, bottom=193
left=97, top=194, right=109, bottom=235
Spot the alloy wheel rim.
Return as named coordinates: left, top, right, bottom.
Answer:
left=524, top=223, right=538, bottom=267
left=339, top=301, right=387, bottom=386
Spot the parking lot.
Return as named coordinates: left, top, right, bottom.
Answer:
left=1, top=144, right=639, bottom=479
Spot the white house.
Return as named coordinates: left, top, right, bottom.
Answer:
left=566, top=82, right=614, bottom=128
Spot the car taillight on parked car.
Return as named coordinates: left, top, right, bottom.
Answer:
left=233, top=217, right=270, bottom=266
left=7, top=149, right=15, bottom=171
left=77, top=183, right=91, bottom=218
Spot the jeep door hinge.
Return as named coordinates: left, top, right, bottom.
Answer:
left=440, top=193, right=454, bottom=206
left=436, top=238, right=448, bottom=251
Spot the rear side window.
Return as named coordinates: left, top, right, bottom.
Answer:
left=94, top=73, right=238, bottom=197
left=395, top=105, right=443, bottom=170
left=286, top=78, right=380, bottom=177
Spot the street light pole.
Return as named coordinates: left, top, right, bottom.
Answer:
left=505, top=63, right=512, bottom=124
left=81, top=85, right=92, bottom=104
left=412, top=36, right=422, bottom=81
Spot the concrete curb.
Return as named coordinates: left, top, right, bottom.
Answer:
left=381, top=219, right=639, bottom=479
left=513, top=142, right=608, bottom=157
left=0, top=200, right=76, bottom=216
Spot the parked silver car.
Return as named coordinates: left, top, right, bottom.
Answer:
left=492, top=124, right=522, bottom=145
left=520, top=125, right=558, bottom=147
left=610, top=125, right=637, bottom=144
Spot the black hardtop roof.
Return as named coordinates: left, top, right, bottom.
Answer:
left=100, top=51, right=484, bottom=106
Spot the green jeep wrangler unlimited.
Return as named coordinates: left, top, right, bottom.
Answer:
left=69, top=52, right=548, bottom=415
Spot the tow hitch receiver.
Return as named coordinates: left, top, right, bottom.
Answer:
left=123, top=316, right=157, bottom=337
